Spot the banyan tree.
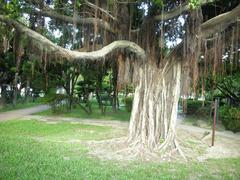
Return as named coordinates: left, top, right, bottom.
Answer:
left=0, top=0, right=240, bottom=159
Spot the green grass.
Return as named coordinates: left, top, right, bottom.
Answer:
left=0, top=120, right=112, bottom=141
left=0, top=119, right=240, bottom=179
left=36, top=103, right=131, bottom=121
left=0, top=99, right=44, bottom=112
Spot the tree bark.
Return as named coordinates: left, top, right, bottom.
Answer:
left=128, top=58, right=181, bottom=151
left=13, top=33, right=24, bottom=107
left=154, top=0, right=215, bottom=21
left=112, top=62, right=118, bottom=112
left=23, top=5, right=115, bottom=33
left=24, top=78, right=31, bottom=102
left=96, top=71, right=105, bottom=114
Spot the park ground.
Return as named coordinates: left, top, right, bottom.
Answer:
left=0, top=106, right=239, bottom=179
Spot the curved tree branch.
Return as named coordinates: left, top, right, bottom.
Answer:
left=84, top=0, right=117, bottom=21
left=200, top=3, right=240, bottom=38
left=0, top=15, right=145, bottom=62
left=154, top=0, right=215, bottom=21
left=22, top=6, right=116, bottom=33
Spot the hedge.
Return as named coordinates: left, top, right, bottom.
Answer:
left=220, top=106, right=240, bottom=133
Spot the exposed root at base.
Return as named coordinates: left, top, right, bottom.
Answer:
left=174, top=138, right=187, bottom=161
left=83, top=136, right=189, bottom=162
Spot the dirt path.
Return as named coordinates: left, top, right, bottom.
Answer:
left=179, top=124, right=240, bottom=140
left=178, top=123, right=240, bottom=159
left=0, top=105, right=50, bottom=122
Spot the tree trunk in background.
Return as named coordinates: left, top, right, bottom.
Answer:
left=68, top=77, right=73, bottom=111
left=96, top=72, right=105, bottom=114
left=112, top=62, right=118, bottom=112
left=0, top=85, right=5, bottom=109
left=182, top=99, right=188, bottom=114
left=13, top=36, right=24, bottom=107
left=1, top=85, right=7, bottom=104
left=12, top=73, right=19, bottom=107
left=128, top=59, right=181, bottom=151
left=24, top=78, right=30, bottom=102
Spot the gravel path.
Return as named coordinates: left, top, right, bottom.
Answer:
left=0, top=105, right=50, bottom=122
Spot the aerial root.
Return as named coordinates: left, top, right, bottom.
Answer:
left=85, top=133, right=188, bottom=162
left=174, top=138, right=187, bottom=161
left=125, top=134, right=188, bottom=161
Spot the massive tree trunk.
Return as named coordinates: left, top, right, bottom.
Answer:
left=128, top=57, right=182, bottom=151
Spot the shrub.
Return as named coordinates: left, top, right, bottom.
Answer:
left=186, top=100, right=210, bottom=117
left=44, top=89, right=68, bottom=113
left=220, top=106, right=240, bottom=133
left=125, top=96, right=133, bottom=112
left=187, top=100, right=202, bottom=114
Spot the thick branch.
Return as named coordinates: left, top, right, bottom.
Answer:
left=84, top=0, right=117, bottom=21
left=71, top=40, right=145, bottom=61
left=154, top=0, right=215, bottom=21
left=200, top=3, right=240, bottom=38
left=0, top=15, right=145, bottom=62
left=23, top=6, right=115, bottom=33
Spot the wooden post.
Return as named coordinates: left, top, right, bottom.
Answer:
left=211, top=99, right=218, bottom=146
left=216, top=97, right=220, bottom=123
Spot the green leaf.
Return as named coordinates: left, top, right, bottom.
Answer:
left=189, top=0, right=200, bottom=10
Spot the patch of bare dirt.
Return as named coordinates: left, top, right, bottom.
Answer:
left=179, top=124, right=240, bottom=161
left=25, top=115, right=240, bottom=162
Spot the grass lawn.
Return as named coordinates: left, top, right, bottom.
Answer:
left=0, top=119, right=240, bottom=179
left=36, top=103, right=131, bottom=121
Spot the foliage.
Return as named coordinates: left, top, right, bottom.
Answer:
left=0, top=52, right=15, bottom=84
left=44, top=88, right=68, bottom=113
left=189, top=0, right=200, bottom=9
left=220, top=106, right=240, bottom=133
left=76, top=77, right=95, bottom=101
left=36, top=102, right=131, bottom=122
left=152, top=0, right=163, bottom=7
left=216, top=73, right=240, bottom=106
left=125, top=96, right=134, bottom=112
left=186, top=100, right=211, bottom=117
left=75, top=73, right=96, bottom=114
left=75, top=67, right=116, bottom=114
left=0, top=0, right=21, bottom=18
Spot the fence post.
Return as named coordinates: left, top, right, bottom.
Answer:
left=211, top=99, right=218, bottom=146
